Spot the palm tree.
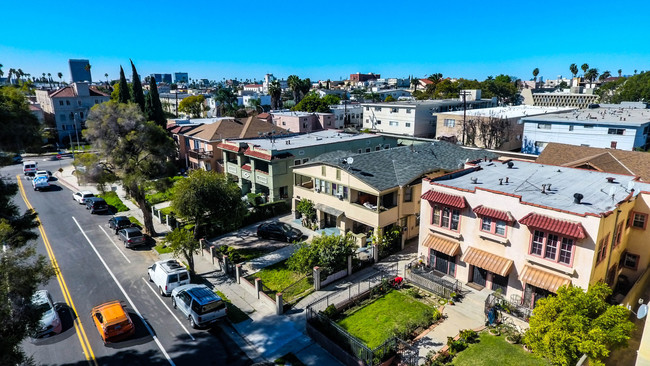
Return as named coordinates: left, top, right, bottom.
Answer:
left=58, top=72, right=63, bottom=86
left=634, top=69, right=638, bottom=75
left=42, top=73, right=46, bottom=83
left=47, top=73, right=52, bottom=87
left=268, top=80, right=282, bottom=110
left=569, top=63, right=579, bottom=79
left=581, top=63, right=589, bottom=76
left=532, top=68, right=540, bottom=82
left=0, top=63, right=3, bottom=81
left=105, top=73, right=109, bottom=84
left=6, top=68, right=13, bottom=84
left=598, top=71, right=611, bottom=82
left=287, top=75, right=301, bottom=103
left=584, top=68, right=599, bottom=84
left=411, top=76, right=419, bottom=92
left=84, top=63, right=91, bottom=72
left=618, top=69, right=622, bottom=77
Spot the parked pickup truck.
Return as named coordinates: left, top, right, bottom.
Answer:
left=32, top=176, right=50, bottom=191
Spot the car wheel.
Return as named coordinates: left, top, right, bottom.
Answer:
left=171, top=297, right=177, bottom=309
left=189, top=316, right=197, bottom=329
left=148, top=273, right=152, bottom=282
left=159, top=286, right=165, bottom=296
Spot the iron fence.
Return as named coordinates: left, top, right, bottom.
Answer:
left=485, top=293, right=533, bottom=322
left=404, top=260, right=461, bottom=298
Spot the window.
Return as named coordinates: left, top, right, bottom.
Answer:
left=608, top=128, right=625, bottom=135
left=321, top=166, right=326, bottom=177
left=530, top=230, right=574, bottom=265
left=431, top=204, right=460, bottom=231
left=391, top=108, right=398, bottom=113
left=389, top=121, right=398, bottom=127
left=404, top=186, right=412, bottom=202
left=534, top=141, right=548, bottom=149
left=365, top=107, right=369, bottom=111
left=583, top=124, right=593, bottom=128
left=365, top=148, right=371, bottom=153
left=623, top=252, right=639, bottom=269
left=481, top=217, right=492, bottom=231
left=406, top=123, right=411, bottom=127
left=384, top=144, right=390, bottom=149
left=302, top=158, right=309, bottom=164
left=544, top=234, right=559, bottom=260
left=614, top=222, right=623, bottom=247
left=59, top=100, right=64, bottom=106
left=376, top=120, right=382, bottom=125
left=294, top=159, right=301, bottom=166
left=569, top=125, right=574, bottom=131
left=444, top=119, right=456, bottom=127
left=633, top=212, right=647, bottom=229
left=375, top=146, right=381, bottom=151
left=559, top=238, right=573, bottom=265
left=495, top=221, right=506, bottom=236
left=282, top=121, right=286, bottom=126
left=336, top=169, right=341, bottom=180
left=357, top=149, right=362, bottom=153
left=537, top=123, right=551, bottom=129
left=66, top=100, right=70, bottom=105
left=374, top=107, right=381, bottom=111
left=531, top=230, right=544, bottom=256
left=406, top=109, right=411, bottom=114
left=596, top=234, right=610, bottom=264
left=193, top=140, right=199, bottom=149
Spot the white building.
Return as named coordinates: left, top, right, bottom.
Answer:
left=238, top=94, right=271, bottom=107
left=329, top=103, right=363, bottom=129
left=521, top=105, right=650, bottom=154
left=35, top=82, right=110, bottom=144
left=262, top=74, right=288, bottom=93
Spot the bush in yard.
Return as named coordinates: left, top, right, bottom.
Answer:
left=459, top=329, right=479, bottom=344
left=295, top=198, right=316, bottom=226
left=370, top=226, right=402, bottom=258
left=406, top=287, right=422, bottom=298
left=447, top=336, right=468, bottom=355
left=287, top=233, right=355, bottom=275
left=322, top=304, right=338, bottom=319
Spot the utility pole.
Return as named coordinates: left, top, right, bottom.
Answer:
left=175, top=92, right=179, bottom=118
left=460, top=90, right=469, bottom=145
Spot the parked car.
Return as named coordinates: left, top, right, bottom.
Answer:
left=171, top=284, right=227, bottom=329
left=32, top=176, right=50, bottom=191
left=108, top=216, right=133, bottom=234
left=31, top=290, right=62, bottom=339
left=73, top=190, right=94, bottom=204
left=85, top=197, right=109, bottom=214
left=148, top=259, right=190, bottom=296
left=118, top=227, right=146, bottom=248
left=256, top=222, right=303, bottom=242
left=90, top=300, right=135, bottom=344
left=35, top=170, right=52, bottom=180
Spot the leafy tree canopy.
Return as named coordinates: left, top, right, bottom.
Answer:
left=291, top=92, right=339, bottom=113
left=287, top=233, right=356, bottom=275
left=0, top=86, right=42, bottom=153
left=523, top=282, right=634, bottom=366
left=599, top=72, right=650, bottom=104
left=178, top=95, right=206, bottom=118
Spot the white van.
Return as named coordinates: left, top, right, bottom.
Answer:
left=147, top=260, right=190, bottom=296
left=23, top=161, right=38, bottom=176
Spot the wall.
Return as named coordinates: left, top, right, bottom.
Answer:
left=522, top=121, right=639, bottom=154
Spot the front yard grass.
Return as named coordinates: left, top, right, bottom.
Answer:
left=214, top=290, right=250, bottom=324
left=153, top=243, right=173, bottom=254
left=451, top=332, right=549, bottom=366
left=99, top=191, right=129, bottom=212
left=336, top=289, right=434, bottom=349
left=245, top=259, right=313, bottom=303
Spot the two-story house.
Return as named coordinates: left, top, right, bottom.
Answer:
left=271, top=111, right=335, bottom=133
left=292, top=141, right=498, bottom=245
left=419, top=159, right=650, bottom=308
left=218, top=130, right=399, bottom=203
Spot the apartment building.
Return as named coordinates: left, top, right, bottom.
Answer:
left=521, top=88, right=599, bottom=108
left=35, top=82, right=110, bottom=144
left=435, top=105, right=574, bottom=151
left=292, top=141, right=497, bottom=245
left=521, top=106, right=650, bottom=154
left=329, top=103, right=363, bottom=129
left=271, top=111, right=335, bottom=133
left=362, top=98, right=497, bottom=138
left=350, top=73, right=380, bottom=82
left=219, top=130, right=398, bottom=202
left=419, top=159, right=650, bottom=308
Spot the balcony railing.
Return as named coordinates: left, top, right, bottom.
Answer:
left=188, top=148, right=214, bottom=160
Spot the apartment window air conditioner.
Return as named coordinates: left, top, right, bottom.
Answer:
left=314, top=187, right=321, bottom=193
left=336, top=193, right=343, bottom=199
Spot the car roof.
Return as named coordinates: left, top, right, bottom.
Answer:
left=92, top=301, right=129, bottom=325
left=87, top=197, right=105, bottom=202
left=123, top=227, right=141, bottom=234
left=32, top=290, right=49, bottom=304
left=157, top=259, right=187, bottom=273
left=112, top=216, right=129, bottom=221
left=78, top=190, right=94, bottom=195
left=178, top=284, right=221, bottom=305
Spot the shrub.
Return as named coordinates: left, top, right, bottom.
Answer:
left=99, top=191, right=128, bottom=212
left=459, top=329, right=479, bottom=343
left=446, top=337, right=468, bottom=355
left=406, top=287, right=422, bottom=299
left=322, top=304, right=338, bottom=319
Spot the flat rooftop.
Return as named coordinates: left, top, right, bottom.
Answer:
left=439, top=105, right=575, bottom=119
left=361, top=99, right=493, bottom=108
left=432, top=159, right=650, bottom=216
left=329, top=104, right=362, bottom=110
left=232, top=130, right=380, bottom=151
left=271, top=111, right=332, bottom=117
left=172, top=117, right=234, bottom=125
left=522, top=107, right=650, bottom=126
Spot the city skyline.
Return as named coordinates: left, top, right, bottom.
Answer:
left=2, top=0, right=649, bottom=83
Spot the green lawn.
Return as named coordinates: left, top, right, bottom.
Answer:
left=98, top=191, right=129, bottom=212
left=336, top=290, right=433, bottom=349
left=245, top=260, right=313, bottom=303
left=153, top=243, right=173, bottom=254
left=159, top=206, right=174, bottom=217
left=214, top=290, right=250, bottom=324
left=452, top=332, right=549, bottom=366
left=128, top=216, right=142, bottom=228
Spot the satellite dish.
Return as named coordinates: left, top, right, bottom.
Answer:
left=347, top=157, right=354, bottom=165
left=638, top=304, right=648, bottom=319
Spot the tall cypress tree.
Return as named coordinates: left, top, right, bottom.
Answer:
left=148, top=76, right=166, bottom=128
left=144, top=92, right=154, bottom=121
left=118, top=66, right=130, bottom=104
left=130, top=60, right=145, bottom=112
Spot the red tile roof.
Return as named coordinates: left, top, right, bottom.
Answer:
left=473, top=205, right=514, bottom=222
left=217, top=142, right=241, bottom=152
left=421, top=190, right=467, bottom=208
left=241, top=164, right=252, bottom=171
left=519, top=213, right=586, bottom=239
left=49, top=85, right=109, bottom=98
left=244, top=84, right=262, bottom=88
left=419, top=78, right=434, bottom=85
left=244, top=148, right=272, bottom=160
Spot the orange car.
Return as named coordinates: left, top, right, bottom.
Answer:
left=90, top=301, right=135, bottom=344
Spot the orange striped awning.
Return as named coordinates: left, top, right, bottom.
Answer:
left=422, top=234, right=461, bottom=256
left=519, top=265, right=571, bottom=293
left=462, top=247, right=513, bottom=277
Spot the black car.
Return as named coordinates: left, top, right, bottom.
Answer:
left=118, top=227, right=147, bottom=248
left=108, top=216, right=132, bottom=234
left=257, top=222, right=303, bottom=242
left=85, top=197, right=109, bottom=214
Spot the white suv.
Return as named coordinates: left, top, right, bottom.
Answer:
left=148, top=259, right=190, bottom=296
left=73, top=190, right=94, bottom=204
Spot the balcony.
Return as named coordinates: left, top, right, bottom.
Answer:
left=188, top=148, right=214, bottom=160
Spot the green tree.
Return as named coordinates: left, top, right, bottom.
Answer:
left=118, top=66, right=130, bottom=104
left=411, top=77, right=419, bottom=92
left=178, top=95, right=206, bottom=118
left=130, top=60, right=145, bottom=112
left=581, top=63, right=589, bottom=76
left=268, top=80, right=282, bottom=110
left=287, top=74, right=301, bottom=102
left=162, top=228, right=200, bottom=275
left=83, top=102, right=175, bottom=235
left=171, top=170, right=245, bottom=255
left=213, top=86, right=237, bottom=116
left=144, top=92, right=154, bottom=121
left=57, top=72, right=63, bottom=86
left=0, top=125, right=55, bottom=366
left=287, top=233, right=356, bottom=275
left=384, top=95, right=396, bottom=102
left=523, top=283, right=634, bottom=366
left=584, top=68, right=599, bottom=84
left=598, top=70, right=611, bottom=82
left=0, top=86, right=42, bottom=153
left=148, top=76, right=166, bottom=128
left=618, top=69, right=622, bottom=77
left=291, top=92, right=332, bottom=113
left=363, top=92, right=381, bottom=102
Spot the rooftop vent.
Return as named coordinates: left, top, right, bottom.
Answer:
left=471, top=177, right=478, bottom=184
left=507, top=161, right=514, bottom=169
left=574, top=193, right=584, bottom=204
left=606, top=177, right=615, bottom=183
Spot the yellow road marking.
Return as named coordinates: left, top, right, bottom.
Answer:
left=16, top=176, right=98, bottom=366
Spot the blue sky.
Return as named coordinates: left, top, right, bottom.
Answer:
left=2, top=0, right=649, bottom=83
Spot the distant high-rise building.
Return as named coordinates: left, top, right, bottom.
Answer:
left=174, top=72, right=189, bottom=83
left=69, top=59, right=92, bottom=83
left=151, top=73, right=172, bottom=84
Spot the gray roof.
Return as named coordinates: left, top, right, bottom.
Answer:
left=522, top=107, right=650, bottom=127
left=432, top=159, right=650, bottom=216
left=309, top=141, right=498, bottom=192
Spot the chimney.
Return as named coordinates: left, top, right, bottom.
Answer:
left=499, top=178, right=503, bottom=185
left=505, top=177, right=509, bottom=183
left=606, top=177, right=615, bottom=183
left=507, top=161, right=514, bottom=169
left=547, top=183, right=552, bottom=191
left=541, top=184, right=547, bottom=194
left=574, top=193, right=584, bottom=204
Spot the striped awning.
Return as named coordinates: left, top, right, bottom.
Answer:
left=473, top=205, right=515, bottom=223
left=519, top=212, right=586, bottom=239
left=462, top=247, right=513, bottom=277
left=421, top=190, right=467, bottom=208
left=519, top=265, right=571, bottom=293
left=422, top=234, right=461, bottom=256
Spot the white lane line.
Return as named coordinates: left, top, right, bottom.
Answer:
left=141, top=277, right=196, bottom=341
left=99, top=225, right=131, bottom=264
left=72, top=217, right=176, bottom=366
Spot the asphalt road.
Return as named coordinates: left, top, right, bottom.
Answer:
left=4, top=158, right=253, bottom=366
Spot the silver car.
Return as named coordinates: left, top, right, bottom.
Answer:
left=31, top=290, right=62, bottom=338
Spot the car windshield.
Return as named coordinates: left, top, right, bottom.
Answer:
left=33, top=301, right=54, bottom=317
left=280, top=223, right=292, bottom=232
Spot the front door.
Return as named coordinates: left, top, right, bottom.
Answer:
left=472, top=266, right=487, bottom=287
left=434, top=251, right=449, bottom=274
left=491, top=274, right=508, bottom=295
left=523, top=284, right=550, bottom=308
